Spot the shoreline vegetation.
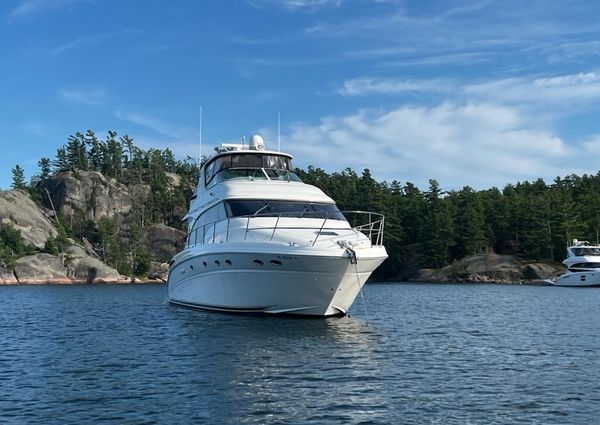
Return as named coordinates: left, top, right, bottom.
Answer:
left=1, top=129, right=595, bottom=285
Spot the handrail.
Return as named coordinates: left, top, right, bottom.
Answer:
left=186, top=210, right=385, bottom=248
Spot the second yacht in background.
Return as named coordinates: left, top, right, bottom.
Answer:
left=552, top=239, right=600, bottom=287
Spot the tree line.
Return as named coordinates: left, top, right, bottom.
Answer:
left=5, top=130, right=600, bottom=279
left=298, top=168, right=597, bottom=278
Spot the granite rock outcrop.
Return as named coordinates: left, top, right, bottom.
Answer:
left=0, top=190, right=58, bottom=249
left=44, top=171, right=133, bottom=223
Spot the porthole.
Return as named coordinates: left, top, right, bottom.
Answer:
left=202, top=261, right=208, bottom=268
left=215, top=260, right=221, bottom=266
left=254, top=260, right=264, bottom=266
left=225, top=260, right=232, bottom=266
left=270, top=260, right=282, bottom=266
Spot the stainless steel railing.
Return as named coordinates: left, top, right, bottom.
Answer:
left=185, top=211, right=385, bottom=248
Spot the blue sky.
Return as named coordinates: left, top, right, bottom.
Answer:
left=2, top=0, right=600, bottom=190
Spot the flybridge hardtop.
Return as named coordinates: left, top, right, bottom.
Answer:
left=202, top=135, right=298, bottom=188
left=167, top=134, right=388, bottom=317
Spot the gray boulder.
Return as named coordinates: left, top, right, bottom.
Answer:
left=142, top=224, right=186, bottom=262
left=522, top=263, right=563, bottom=280
left=12, top=249, right=122, bottom=284
left=13, top=253, right=69, bottom=283
left=1, top=267, right=17, bottom=284
left=0, top=190, right=58, bottom=249
left=45, top=171, right=133, bottom=223
left=411, top=253, right=562, bottom=284
left=148, top=261, right=169, bottom=282
left=64, top=245, right=121, bottom=283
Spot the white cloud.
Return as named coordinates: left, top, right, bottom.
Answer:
left=340, top=71, right=600, bottom=112
left=464, top=72, right=600, bottom=106
left=339, top=77, right=451, bottom=96
left=285, top=102, right=575, bottom=189
left=9, top=0, right=88, bottom=21
left=59, top=88, right=107, bottom=106
left=582, top=134, right=600, bottom=154
left=246, top=0, right=342, bottom=11
left=48, top=30, right=141, bottom=56
left=115, top=110, right=186, bottom=139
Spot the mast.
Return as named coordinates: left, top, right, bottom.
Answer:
left=198, top=105, right=203, bottom=175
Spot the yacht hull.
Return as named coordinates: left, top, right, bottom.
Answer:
left=167, top=244, right=387, bottom=316
left=553, top=271, right=600, bottom=287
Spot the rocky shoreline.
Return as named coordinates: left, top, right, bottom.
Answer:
left=1, top=176, right=565, bottom=286
left=1, top=182, right=180, bottom=285
left=0, top=249, right=169, bottom=285
left=406, top=253, right=563, bottom=285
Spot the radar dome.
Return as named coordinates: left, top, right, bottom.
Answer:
left=249, top=134, right=265, bottom=151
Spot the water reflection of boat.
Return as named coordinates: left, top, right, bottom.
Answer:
left=551, top=240, right=600, bottom=287
left=167, top=135, right=388, bottom=316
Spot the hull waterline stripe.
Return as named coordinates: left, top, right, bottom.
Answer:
left=169, top=299, right=270, bottom=312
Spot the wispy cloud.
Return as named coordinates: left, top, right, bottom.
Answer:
left=48, top=29, right=142, bottom=56
left=246, top=0, right=342, bottom=12
left=21, top=120, right=61, bottom=139
left=301, top=2, right=600, bottom=69
left=9, top=0, right=89, bottom=21
left=339, top=71, right=600, bottom=112
left=464, top=72, right=600, bottom=107
left=582, top=134, right=600, bottom=154
left=59, top=87, right=107, bottom=106
left=339, top=77, right=451, bottom=96
left=115, top=110, right=187, bottom=139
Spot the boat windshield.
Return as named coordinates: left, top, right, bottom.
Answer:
left=204, top=153, right=301, bottom=187
left=571, top=247, right=600, bottom=256
left=568, top=262, right=600, bottom=270
left=225, top=200, right=346, bottom=220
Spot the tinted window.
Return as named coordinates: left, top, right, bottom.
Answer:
left=572, top=247, right=600, bottom=256
left=225, top=200, right=345, bottom=220
left=570, top=262, right=600, bottom=268
left=226, top=200, right=268, bottom=217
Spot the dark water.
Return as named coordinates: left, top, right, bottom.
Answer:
left=1, top=283, right=600, bottom=424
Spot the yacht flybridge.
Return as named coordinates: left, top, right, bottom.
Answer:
left=551, top=239, right=600, bottom=287
left=167, top=135, right=388, bottom=316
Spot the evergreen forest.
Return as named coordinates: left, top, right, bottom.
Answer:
left=4, top=129, right=600, bottom=279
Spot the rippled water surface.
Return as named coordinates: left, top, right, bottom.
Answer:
left=2, top=283, right=600, bottom=424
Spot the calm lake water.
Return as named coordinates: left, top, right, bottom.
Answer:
left=1, top=283, right=600, bottom=424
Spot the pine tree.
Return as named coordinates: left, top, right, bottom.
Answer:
left=65, top=132, right=88, bottom=170
left=452, top=186, right=486, bottom=257
left=38, top=157, right=52, bottom=181
left=11, top=165, right=26, bottom=190
left=85, top=129, right=105, bottom=172
left=53, top=147, right=69, bottom=173
left=421, top=179, right=455, bottom=268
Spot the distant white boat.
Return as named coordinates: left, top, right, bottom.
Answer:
left=551, top=239, right=600, bottom=287
left=167, top=134, right=388, bottom=316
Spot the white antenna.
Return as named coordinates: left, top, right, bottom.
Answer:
left=277, top=112, right=281, bottom=152
left=198, top=106, right=203, bottom=172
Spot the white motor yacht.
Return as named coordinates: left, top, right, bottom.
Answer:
left=552, top=239, right=600, bottom=287
left=167, top=135, right=388, bottom=316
